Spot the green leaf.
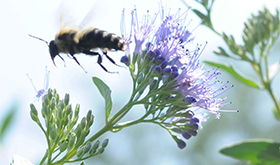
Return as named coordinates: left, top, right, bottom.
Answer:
left=220, top=139, right=280, bottom=165
left=0, top=106, right=17, bottom=142
left=92, top=77, right=113, bottom=120
left=192, top=9, right=208, bottom=23
left=214, top=47, right=231, bottom=58
left=221, top=33, right=246, bottom=57
left=204, top=61, right=262, bottom=89
left=200, top=0, right=209, bottom=8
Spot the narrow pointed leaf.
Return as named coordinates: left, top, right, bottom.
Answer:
left=220, top=139, right=280, bottom=165
left=192, top=9, right=212, bottom=27
left=204, top=61, right=262, bottom=89
left=214, top=47, right=231, bottom=57
left=92, top=77, right=112, bottom=120
left=0, top=106, right=17, bottom=142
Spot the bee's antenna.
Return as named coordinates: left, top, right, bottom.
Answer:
left=28, top=34, right=49, bottom=46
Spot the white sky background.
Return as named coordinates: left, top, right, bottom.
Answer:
left=0, top=0, right=280, bottom=164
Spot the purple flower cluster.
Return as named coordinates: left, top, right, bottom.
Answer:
left=121, top=6, right=236, bottom=148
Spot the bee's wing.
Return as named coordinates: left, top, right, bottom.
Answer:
left=78, top=0, right=99, bottom=29
left=59, top=0, right=98, bottom=28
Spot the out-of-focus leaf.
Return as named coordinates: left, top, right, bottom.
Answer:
left=268, top=61, right=280, bottom=81
left=0, top=106, right=17, bottom=142
left=192, top=9, right=207, bottom=20
left=221, top=33, right=246, bottom=57
left=192, top=9, right=210, bottom=26
left=92, top=77, right=112, bottom=121
left=214, top=47, right=231, bottom=57
left=204, top=61, right=262, bottom=89
left=220, top=139, right=280, bottom=165
left=200, top=0, right=209, bottom=8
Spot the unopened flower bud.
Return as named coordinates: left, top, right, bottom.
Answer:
left=180, top=110, right=194, bottom=118
left=50, top=124, right=58, bottom=140
left=76, top=147, right=83, bottom=158
left=83, top=141, right=92, bottom=154
left=120, top=55, right=130, bottom=65
left=171, top=127, right=182, bottom=134
left=92, top=140, right=100, bottom=150
left=98, top=148, right=105, bottom=154
left=155, top=56, right=165, bottom=64
left=187, top=130, right=197, bottom=136
left=153, top=49, right=160, bottom=56
left=149, top=79, right=158, bottom=91
left=154, top=65, right=162, bottom=74
left=58, top=101, right=65, bottom=111
left=75, top=125, right=82, bottom=137
left=68, top=134, right=76, bottom=150
left=43, top=95, right=49, bottom=105
left=102, top=139, right=109, bottom=148
left=170, top=71, right=178, bottom=79
left=137, top=73, right=144, bottom=84
left=66, top=105, right=72, bottom=116
left=50, top=98, right=56, bottom=110
left=80, top=117, right=87, bottom=129
left=30, top=104, right=38, bottom=122
left=59, top=141, right=68, bottom=152
left=190, top=117, right=199, bottom=123
left=190, top=123, right=199, bottom=130
left=161, top=60, right=168, bottom=69
left=145, top=50, right=156, bottom=59
left=64, top=93, right=70, bottom=105
left=163, top=68, right=171, bottom=75
left=75, top=104, right=80, bottom=117
left=171, top=65, right=178, bottom=72
left=87, top=110, right=94, bottom=128
left=172, top=135, right=186, bottom=149
left=47, top=89, right=52, bottom=100
left=182, top=131, right=191, bottom=140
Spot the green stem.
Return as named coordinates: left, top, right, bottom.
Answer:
left=267, top=84, right=280, bottom=118
left=54, top=94, right=136, bottom=164
left=52, top=59, right=167, bottom=164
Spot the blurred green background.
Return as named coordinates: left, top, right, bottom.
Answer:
left=0, top=0, right=280, bottom=164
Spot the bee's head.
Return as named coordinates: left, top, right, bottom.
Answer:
left=49, top=40, right=58, bottom=59
left=49, top=40, right=65, bottom=66
left=28, top=34, right=65, bottom=67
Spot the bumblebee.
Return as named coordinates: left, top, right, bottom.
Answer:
left=29, top=27, right=127, bottom=73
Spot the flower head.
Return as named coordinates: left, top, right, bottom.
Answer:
left=121, top=5, right=237, bottom=149
left=27, top=66, right=50, bottom=101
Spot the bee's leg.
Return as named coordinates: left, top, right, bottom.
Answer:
left=57, top=55, right=66, bottom=67
left=82, top=50, right=99, bottom=56
left=82, top=50, right=117, bottom=73
left=102, top=50, right=124, bottom=68
left=97, top=54, right=118, bottom=73
left=71, top=55, right=87, bottom=73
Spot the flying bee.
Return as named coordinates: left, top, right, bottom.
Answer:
left=29, top=26, right=127, bottom=73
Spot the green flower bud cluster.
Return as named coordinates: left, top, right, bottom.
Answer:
left=29, top=88, right=106, bottom=164
left=76, top=139, right=109, bottom=159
